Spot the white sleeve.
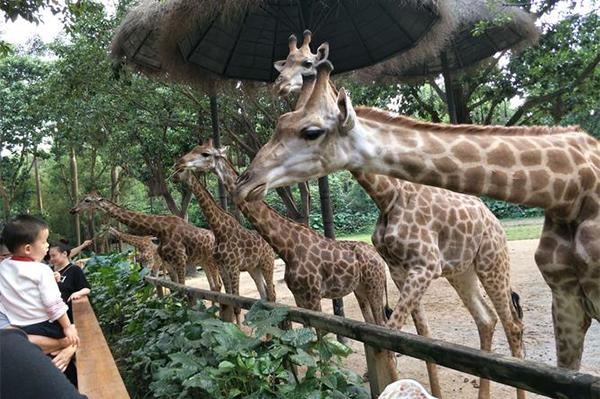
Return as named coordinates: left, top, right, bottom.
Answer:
left=38, top=268, right=68, bottom=322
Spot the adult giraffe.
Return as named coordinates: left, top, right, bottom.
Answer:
left=269, top=32, right=525, bottom=399
left=71, top=192, right=221, bottom=290
left=237, top=60, right=600, bottom=371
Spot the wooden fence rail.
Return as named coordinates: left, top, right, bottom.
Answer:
left=73, top=296, right=130, bottom=399
left=146, top=276, right=600, bottom=399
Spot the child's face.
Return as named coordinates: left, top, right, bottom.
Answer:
left=24, top=228, right=50, bottom=262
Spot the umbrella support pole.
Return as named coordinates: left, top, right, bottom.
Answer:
left=209, top=90, right=228, bottom=210
left=441, top=51, right=458, bottom=124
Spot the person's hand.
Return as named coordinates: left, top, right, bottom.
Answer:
left=63, top=324, right=79, bottom=347
left=82, top=239, right=93, bottom=248
left=68, top=292, right=84, bottom=302
left=52, top=345, right=77, bottom=372
left=53, top=272, right=61, bottom=283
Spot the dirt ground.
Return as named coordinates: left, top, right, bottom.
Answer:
left=187, top=239, right=600, bottom=398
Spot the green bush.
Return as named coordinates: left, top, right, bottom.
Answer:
left=86, top=254, right=369, bottom=399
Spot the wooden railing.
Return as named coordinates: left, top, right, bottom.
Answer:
left=146, top=276, right=600, bottom=399
left=72, top=296, right=130, bottom=399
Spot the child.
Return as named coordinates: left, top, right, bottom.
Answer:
left=0, top=215, right=78, bottom=346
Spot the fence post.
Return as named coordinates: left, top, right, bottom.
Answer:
left=364, top=344, right=396, bottom=398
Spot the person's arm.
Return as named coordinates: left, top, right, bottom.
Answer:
left=69, top=239, right=93, bottom=259
left=52, top=344, right=77, bottom=372
left=55, top=313, right=79, bottom=346
left=28, top=335, right=70, bottom=354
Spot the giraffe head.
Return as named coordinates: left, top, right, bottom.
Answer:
left=176, top=139, right=227, bottom=174
left=236, top=60, right=355, bottom=201
left=273, top=30, right=329, bottom=96
left=70, top=191, right=105, bottom=214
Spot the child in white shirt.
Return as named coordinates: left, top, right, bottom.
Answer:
left=0, top=215, right=78, bottom=345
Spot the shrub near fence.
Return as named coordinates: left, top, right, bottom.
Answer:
left=86, top=253, right=370, bottom=399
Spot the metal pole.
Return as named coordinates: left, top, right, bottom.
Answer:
left=209, top=86, right=228, bottom=210
left=441, top=51, right=458, bottom=124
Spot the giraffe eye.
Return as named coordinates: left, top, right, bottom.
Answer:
left=302, top=60, right=313, bottom=68
left=301, top=127, right=325, bottom=141
left=84, top=199, right=91, bottom=202
left=201, top=153, right=210, bottom=157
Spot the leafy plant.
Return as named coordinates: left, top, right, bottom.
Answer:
left=86, top=253, right=369, bottom=399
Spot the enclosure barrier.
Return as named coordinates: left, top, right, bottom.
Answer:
left=146, top=276, right=600, bottom=399
left=72, top=296, right=130, bottom=399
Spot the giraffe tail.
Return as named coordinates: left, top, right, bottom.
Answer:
left=384, top=279, right=394, bottom=320
left=511, top=290, right=523, bottom=320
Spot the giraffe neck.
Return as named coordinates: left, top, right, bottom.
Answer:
left=346, top=108, right=593, bottom=211
left=112, top=231, right=151, bottom=248
left=187, top=174, right=237, bottom=240
left=98, top=200, right=167, bottom=235
left=351, top=171, right=405, bottom=212
left=215, top=157, right=321, bottom=259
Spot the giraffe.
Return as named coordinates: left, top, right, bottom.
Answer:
left=107, top=227, right=175, bottom=280
left=177, top=140, right=400, bottom=382
left=269, top=34, right=525, bottom=399
left=172, top=168, right=276, bottom=323
left=236, top=59, right=600, bottom=371
left=70, top=192, right=221, bottom=291
left=378, top=379, right=437, bottom=399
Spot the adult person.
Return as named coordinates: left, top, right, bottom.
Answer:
left=1, top=328, right=87, bottom=399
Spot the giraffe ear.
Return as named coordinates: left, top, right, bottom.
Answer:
left=337, top=88, right=356, bottom=134
left=273, top=60, right=286, bottom=72
left=218, top=146, right=229, bottom=156
left=316, top=42, right=329, bottom=63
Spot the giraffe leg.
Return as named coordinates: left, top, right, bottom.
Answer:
left=247, top=267, right=269, bottom=300
left=475, top=240, right=526, bottom=399
left=260, top=258, right=277, bottom=302
left=386, top=256, right=441, bottom=331
left=410, top=303, right=442, bottom=399
left=215, top=258, right=236, bottom=323
left=447, top=272, right=497, bottom=399
left=536, top=218, right=592, bottom=370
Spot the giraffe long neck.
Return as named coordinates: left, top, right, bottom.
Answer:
left=187, top=174, right=236, bottom=240
left=98, top=201, right=166, bottom=235
left=111, top=231, right=151, bottom=249
left=348, top=110, right=595, bottom=212
left=215, top=158, right=316, bottom=259
left=351, top=171, right=405, bottom=212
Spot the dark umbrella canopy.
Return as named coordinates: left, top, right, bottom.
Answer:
left=360, top=0, right=539, bottom=82
left=152, top=0, right=457, bottom=83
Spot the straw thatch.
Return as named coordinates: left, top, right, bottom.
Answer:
left=358, top=0, right=539, bottom=83
left=111, top=0, right=456, bottom=85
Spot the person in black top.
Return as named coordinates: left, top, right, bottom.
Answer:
left=48, top=241, right=92, bottom=387
left=48, top=241, right=91, bottom=321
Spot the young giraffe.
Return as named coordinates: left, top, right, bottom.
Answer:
left=107, top=227, right=175, bottom=280
left=178, top=141, right=399, bottom=383
left=71, top=192, right=221, bottom=290
left=236, top=60, right=600, bottom=371
left=173, top=168, right=276, bottom=323
left=272, top=34, right=525, bottom=399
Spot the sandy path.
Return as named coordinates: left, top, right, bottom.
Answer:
left=187, top=238, right=600, bottom=398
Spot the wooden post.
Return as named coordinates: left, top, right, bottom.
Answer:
left=365, top=344, right=397, bottom=398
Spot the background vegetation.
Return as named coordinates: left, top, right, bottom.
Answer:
left=1, top=0, right=599, bottom=244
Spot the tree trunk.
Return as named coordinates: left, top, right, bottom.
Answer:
left=298, top=182, right=310, bottom=225
left=209, top=87, right=228, bottom=210
left=318, top=176, right=345, bottom=341
left=34, top=155, right=43, bottom=214
left=70, top=147, right=81, bottom=246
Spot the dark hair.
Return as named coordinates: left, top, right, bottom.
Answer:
left=1, top=215, right=49, bottom=253
left=49, top=240, right=71, bottom=257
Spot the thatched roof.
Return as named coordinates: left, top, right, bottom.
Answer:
left=111, top=0, right=458, bottom=85
left=358, top=0, right=539, bottom=82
